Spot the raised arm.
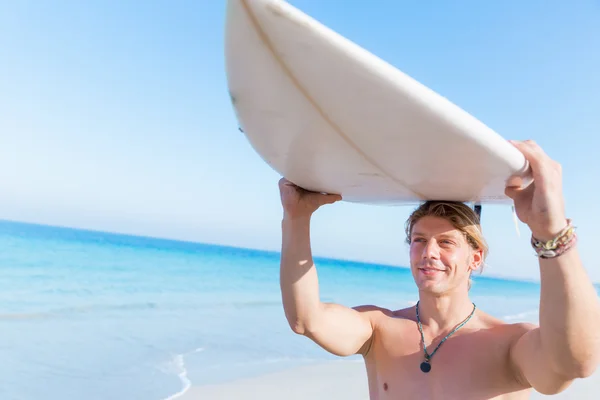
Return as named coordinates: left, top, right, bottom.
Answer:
left=278, top=178, right=376, bottom=357
left=506, top=140, right=600, bottom=394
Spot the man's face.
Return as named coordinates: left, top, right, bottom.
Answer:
left=409, top=216, right=482, bottom=295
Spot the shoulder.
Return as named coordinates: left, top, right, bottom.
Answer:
left=477, top=315, right=539, bottom=361
left=351, top=304, right=415, bottom=324
left=472, top=315, right=540, bottom=388
left=352, top=304, right=396, bottom=318
left=482, top=313, right=538, bottom=336
left=476, top=314, right=538, bottom=351
left=351, top=304, right=415, bottom=357
left=506, top=321, right=538, bottom=336
left=473, top=312, right=539, bottom=350
left=477, top=311, right=538, bottom=332
left=353, top=304, right=418, bottom=326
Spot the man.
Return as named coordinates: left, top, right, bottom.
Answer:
left=278, top=140, right=600, bottom=399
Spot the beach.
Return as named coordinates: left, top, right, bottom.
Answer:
left=1, top=220, right=598, bottom=400
left=180, top=360, right=600, bottom=400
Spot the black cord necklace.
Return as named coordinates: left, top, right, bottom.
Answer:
left=416, top=301, right=477, bottom=373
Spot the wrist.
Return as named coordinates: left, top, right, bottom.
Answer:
left=531, top=219, right=577, bottom=259
left=281, top=215, right=312, bottom=247
left=282, top=214, right=311, bottom=228
left=530, top=218, right=569, bottom=242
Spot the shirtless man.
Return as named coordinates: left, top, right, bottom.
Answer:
left=278, top=140, right=600, bottom=399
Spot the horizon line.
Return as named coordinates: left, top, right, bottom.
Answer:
left=0, top=217, right=577, bottom=287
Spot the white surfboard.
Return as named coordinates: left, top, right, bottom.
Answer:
left=224, top=0, right=532, bottom=206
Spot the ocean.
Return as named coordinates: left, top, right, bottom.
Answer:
left=0, top=219, right=553, bottom=400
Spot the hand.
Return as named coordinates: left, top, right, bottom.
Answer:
left=279, top=178, right=342, bottom=220
left=505, top=140, right=568, bottom=241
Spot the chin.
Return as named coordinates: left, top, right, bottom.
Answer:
left=421, top=286, right=446, bottom=295
left=415, top=280, right=446, bottom=294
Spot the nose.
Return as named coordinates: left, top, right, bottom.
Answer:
left=422, top=239, right=440, bottom=260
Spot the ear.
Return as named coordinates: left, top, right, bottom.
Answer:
left=469, top=248, right=484, bottom=272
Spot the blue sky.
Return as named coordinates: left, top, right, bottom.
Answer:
left=0, top=0, right=598, bottom=282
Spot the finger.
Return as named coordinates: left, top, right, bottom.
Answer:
left=505, top=186, right=524, bottom=200
left=505, top=180, right=534, bottom=200
left=504, top=186, right=517, bottom=200
left=325, top=194, right=343, bottom=204
left=279, top=177, right=290, bottom=187
left=510, top=139, right=557, bottom=170
left=509, top=140, right=549, bottom=167
left=509, top=140, right=555, bottom=183
left=311, top=192, right=342, bottom=205
left=279, top=178, right=301, bottom=192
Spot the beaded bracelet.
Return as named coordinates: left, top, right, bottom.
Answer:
left=530, top=219, right=577, bottom=259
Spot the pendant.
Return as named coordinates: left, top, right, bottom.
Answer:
left=420, top=361, right=431, bottom=373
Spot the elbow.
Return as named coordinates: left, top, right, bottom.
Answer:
left=552, top=336, right=600, bottom=380
left=536, top=361, right=599, bottom=395
left=554, top=357, right=600, bottom=380
left=571, top=360, right=599, bottom=379
left=288, top=316, right=321, bottom=337
left=285, top=312, right=311, bottom=335
left=289, top=319, right=307, bottom=335
left=284, top=305, right=322, bottom=336
left=572, top=341, right=600, bottom=379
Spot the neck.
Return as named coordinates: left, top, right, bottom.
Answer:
left=417, top=289, right=475, bottom=333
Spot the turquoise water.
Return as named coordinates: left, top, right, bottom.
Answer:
left=1, top=220, right=546, bottom=400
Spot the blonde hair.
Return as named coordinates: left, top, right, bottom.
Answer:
left=405, top=201, right=489, bottom=278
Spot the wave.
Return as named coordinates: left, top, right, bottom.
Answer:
left=0, top=299, right=284, bottom=321
left=210, top=300, right=283, bottom=309
left=163, top=347, right=204, bottom=400
left=159, top=349, right=342, bottom=399
left=0, top=312, right=53, bottom=320
left=0, top=302, right=162, bottom=320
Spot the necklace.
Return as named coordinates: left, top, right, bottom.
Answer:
left=415, top=301, right=477, bottom=373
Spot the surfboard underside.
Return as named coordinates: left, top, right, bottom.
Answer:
left=225, top=0, right=531, bottom=205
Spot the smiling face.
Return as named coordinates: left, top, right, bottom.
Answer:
left=405, top=201, right=487, bottom=295
left=409, top=216, right=482, bottom=294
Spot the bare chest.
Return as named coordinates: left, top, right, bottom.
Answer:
left=364, top=322, right=529, bottom=400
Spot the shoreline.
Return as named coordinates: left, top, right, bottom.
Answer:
left=177, top=360, right=367, bottom=400
left=177, top=360, right=600, bottom=400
